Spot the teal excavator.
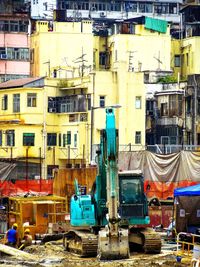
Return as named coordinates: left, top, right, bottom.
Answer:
left=63, top=108, right=161, bottom=260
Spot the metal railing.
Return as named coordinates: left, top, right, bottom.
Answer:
left=176, top=232, right=200, bottom=258
left=91, top=144, right=200, bottom=161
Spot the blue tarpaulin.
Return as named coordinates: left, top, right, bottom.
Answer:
left=174, top=183, right=200, bottom=197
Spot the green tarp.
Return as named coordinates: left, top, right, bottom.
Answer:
left=145, top=17, right=167, bottom=33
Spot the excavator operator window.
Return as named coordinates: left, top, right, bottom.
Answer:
left=120, top=178, right=142, bottom=204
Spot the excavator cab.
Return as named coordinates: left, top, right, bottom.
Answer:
left=118, top=170, right=150, bottom=226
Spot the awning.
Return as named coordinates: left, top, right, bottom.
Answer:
left=174, top=183, right=200, bottom=197
left=145, top=17, right=167, bottom=33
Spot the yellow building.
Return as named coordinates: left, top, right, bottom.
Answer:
left=31, top=20, right=94, bottom=78
left=171, top=37, right=200, bottom=80
left=171, top=39, right=181, bottom=80
left=0, top=18, right=173, bottom=178
left=0, top=70, right=145, bottom=177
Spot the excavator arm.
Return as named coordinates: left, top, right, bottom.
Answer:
left=98, top=108, right=130, bottom=260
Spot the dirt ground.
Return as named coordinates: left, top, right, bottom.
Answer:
left=0, top=240, right=192, bottom=267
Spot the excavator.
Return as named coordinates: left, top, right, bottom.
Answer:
left=63, top=107, right=161, bottom=260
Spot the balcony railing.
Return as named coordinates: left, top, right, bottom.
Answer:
left=157, top=116, right=180, bottom=126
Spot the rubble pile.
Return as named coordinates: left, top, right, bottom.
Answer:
left=0, top=240, right=191, bottom=267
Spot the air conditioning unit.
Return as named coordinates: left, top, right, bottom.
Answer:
left=0, top=54, right=7, bottom=59
left=49, top=108, right=56, bottom=113
left=100, top=12, right=106, bottom=17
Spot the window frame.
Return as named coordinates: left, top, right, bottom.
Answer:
left=47, top=133, right=57, bottom=146
left=6, top=130, right=15, bottom=146
left=135, top=96, right=142, bottom=109
left=13, top=94, right=20, bottom=113
left=135, top=131, right=141, bottom=144
left=174, top=55, right=181, bottom=67
left=99, top=96, right=105, bottom=108
left=23, top=133, right=35, bottom=146
left=27, top=93, right=37, bottom=107
left=2, top=94, right=8, bottom=110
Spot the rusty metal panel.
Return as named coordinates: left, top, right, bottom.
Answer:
left=53, top=167, right=97, bottom=210
left=148, top=205, right=173, bottom=228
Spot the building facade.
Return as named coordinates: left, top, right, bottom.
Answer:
left=56, top=0, right=182, bottom=24
left=0, top=0, right=31, bottom=83
left=0, top=70, right=145, bottom=179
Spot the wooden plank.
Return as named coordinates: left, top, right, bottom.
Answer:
left=0, top=244, right=36, bottom=260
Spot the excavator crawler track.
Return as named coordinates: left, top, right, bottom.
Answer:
left=141, top=229, right=162, bottom=253
left=63, top=230, right=98, bottom=257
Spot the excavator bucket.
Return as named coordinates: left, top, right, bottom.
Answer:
left=98, top=227, right=130, bottom=260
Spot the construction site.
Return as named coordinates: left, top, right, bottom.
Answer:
left=0, top=108, right=200, bottom=267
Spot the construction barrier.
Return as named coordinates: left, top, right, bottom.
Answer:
left=0, top=179, right=53, bottom=196
left=144, top=180, right=197, bottom=199
left=176, top=232, right=200, bottom=261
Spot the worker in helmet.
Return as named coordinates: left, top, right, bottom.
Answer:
left=5, top=223, right=19, bottom=248
left=19, top=228, right=32, bottom=250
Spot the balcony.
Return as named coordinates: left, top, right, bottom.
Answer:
left=157, top=116, right=182, bottom=126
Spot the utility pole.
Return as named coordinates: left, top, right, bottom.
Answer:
left=193, top=75, right=198, bottom=146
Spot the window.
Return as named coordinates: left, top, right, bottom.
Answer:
left=47, top=133, right=57, bottom=146
left=135, top=96, right=141, bottom=109
left=174, top=55, right=181, bottom=67
left=6, top=47, right=30, bottom=61
left=63, top=131, right=71, bottom=147
left=10, top=21, right=19, bottom=32
left=0, top=74, right=29, bottom=83
left=169, top=95, right=176, bottom=116
left=74, top=133, right=77, bottom=147
left=186, top=53, right=189, bottom=66
left=63, top=134, right=67, bottom=147
left=59, top=133, right=62, bottom=146
left=0, top=47, right=6, bottom=58
left=125, top=2, right=137, bottom=12
left=61, top=103, right=67, bottom=112
left=99, top=96, right=105, bottom=108
left=6, top=130, right=15, bottom=146
left=2, top=94, right=8, bottom=110
left=170, top=136, right=177, bottom=145
left=135, top=131, right=141, bottom=144
left=169, top=3, right=177, bottom=14
left=161, top=136, right=169, bottom=145
left=13, top=94, right=20, bottom=112
left=139, top=3, right=152, bottom=13
left=178, top=95, right=183, bottom=116
left=161, top=103, right=168, bottom=116
left=27, top=93, right=37, bottom=107
left=99, top=52, right=107, bottom=66
left=23, top=133, right=35, bottom=146
left=67, top=131, right=71, bottom=145
left=87, top=94, right=91, bottom=110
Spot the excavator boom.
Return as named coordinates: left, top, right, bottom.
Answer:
left=98, top=108, right=129, bottom=260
